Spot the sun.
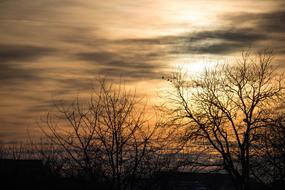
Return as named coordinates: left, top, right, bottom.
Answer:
left=175, top=58, right=211, bottom=77
left=185, top=61, right=207, bottom=74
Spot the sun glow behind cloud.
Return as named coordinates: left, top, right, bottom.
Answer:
left=175, top=58, right=216, bottom=77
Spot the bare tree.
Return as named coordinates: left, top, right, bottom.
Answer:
left=252, top=113, right=285, bottom=187
left=41, top=80, right=174, bottom=190
left=162, top=49, right=285, bottom=190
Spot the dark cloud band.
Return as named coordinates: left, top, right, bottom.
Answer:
left=0, top=44, right=54, bottom=62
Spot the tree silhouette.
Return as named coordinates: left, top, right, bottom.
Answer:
left=252, top=114, right=285, bottom=187
left=41, top=80, right=176, bottom=190
left=162, top=49, right=285, bottom=190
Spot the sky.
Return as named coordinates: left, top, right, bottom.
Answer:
left=0, top=0, right=285, bottom=143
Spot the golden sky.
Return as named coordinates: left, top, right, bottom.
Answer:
left=0, top=0, right=285, bottom=142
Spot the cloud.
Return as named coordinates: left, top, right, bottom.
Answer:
left=76, top=51, right=165, bottom=80
left=112, top=6, right=285, bottom=56
left=95, top=67, right=160, bottom=81
left=0, top=44, right=55, bottom=84
left=0, top=62, right=42, bottom=83
left=72, top=27, right=269, bottom=82
left=219, top=7, right=285, bottom=57
left=0, top=44, right=54, bottom=62
left=189, top=29, right=266, bottom=43
left=117, top=28, right=267, bottom=55
left=225, top=9, right=285, bottom=34
left=177, top=29, right=267, bottom=54
left=192, top=42, right=245, bottom=54
left=256, top=11, right=285, bottom=33
left=55, top=77, right=94, bottom=92
left=77, top=51, right=159, bottom=68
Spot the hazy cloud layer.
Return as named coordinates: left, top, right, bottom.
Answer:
left=76, top=51, right=165, bottom=80
left=1, top=0, right=285, bottom=142
left=116, top=5, right=285, bottom=55
left=118, top=28, right=267, bottom=55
